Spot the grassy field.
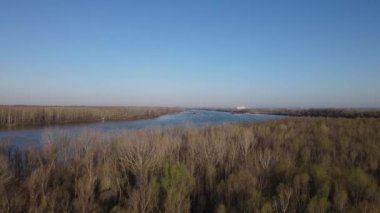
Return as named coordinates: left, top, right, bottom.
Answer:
left=0, top=105, right=182, bottom=128
left=1, top=117, right=380, bottom=212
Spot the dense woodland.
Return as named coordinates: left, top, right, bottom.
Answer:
left=1, top=117, right=380, bottom=212
left=0, top=106, right=182, bottom=128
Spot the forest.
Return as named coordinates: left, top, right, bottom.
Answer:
left=0, top=106, right=182, bottom=128
left=1, top=117, right=380, bottom=212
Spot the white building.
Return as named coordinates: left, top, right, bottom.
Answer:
left=236, top=106, right=247, bottom=110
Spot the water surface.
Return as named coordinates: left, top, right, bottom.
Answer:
left=0, top=109, right=283, bottom=145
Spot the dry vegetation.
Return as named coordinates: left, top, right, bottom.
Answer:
left=0, top=105, right=182, bottom=128
left=1, top=117, right=380, bottom=212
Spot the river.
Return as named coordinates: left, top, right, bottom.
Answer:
left=0, top=109, right=283, bottom=145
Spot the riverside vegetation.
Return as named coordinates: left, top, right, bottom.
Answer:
left=0, top=105, right=182, bottom=128
left=1, top=117, right=380, bottom=212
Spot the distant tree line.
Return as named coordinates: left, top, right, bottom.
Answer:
left=255, top=108, right=380, bottom=118
left=209, top=108, right=380, bottom=118
left=1, top=117, right=380, bottom=212
left=0, top=106, right=182, bottom=128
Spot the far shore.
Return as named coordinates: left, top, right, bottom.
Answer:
left=0, top=105, right=183, bottom=129
left=201, top=107, right=380, bottom=118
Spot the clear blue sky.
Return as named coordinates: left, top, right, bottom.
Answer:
left=1, top=1, right=379, bottom=108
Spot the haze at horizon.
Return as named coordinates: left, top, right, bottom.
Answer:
left=1, top=0, right=379, bottom=108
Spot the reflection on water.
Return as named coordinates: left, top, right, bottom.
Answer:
left=0, top=109, right=283, bottom=145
